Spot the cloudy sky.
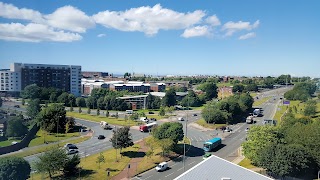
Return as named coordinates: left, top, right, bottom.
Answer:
left=0, top=0, right=319, bottom=77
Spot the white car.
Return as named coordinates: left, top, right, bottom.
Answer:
left=155, top=162, right=168, bottom=172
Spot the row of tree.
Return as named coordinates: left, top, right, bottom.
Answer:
left=201, top=93, right=254, bottom=124
left=242, top=114, right=320, bottom=178
left=284, top=82, right=317, bottom=102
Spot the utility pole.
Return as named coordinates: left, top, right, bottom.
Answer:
left=183, top=97, right=189, bottom=172
left=115, top=126, right=118, bottom=162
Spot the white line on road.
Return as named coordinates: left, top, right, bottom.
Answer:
left=165, top=172, right=175, bottom=178
left=144, top=175, right=153, bottom=179
left=188, top=161, right=196, bottom=166
left=177, top=168, right=183, bottom=171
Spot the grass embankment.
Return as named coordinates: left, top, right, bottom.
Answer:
left=253, top=97, right=270, bottom=107
left=4, top=136, right=90, bottom=158
left=28, top=129, right=80, bottom=147
left=238, top=158, right=257, bottom=169
left=196, top=119, right=226, bottom=129
left=0, top=139, right=21, bottom=147
left=67, top=112, right=137, bottom=126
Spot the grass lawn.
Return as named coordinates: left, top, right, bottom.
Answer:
left=195, top=119, right=226, bottom=129
left=253, top=97, right=270, bottom=107
left=67, top=112, right=138, bottom=126
left=28, top=129, right=80, bottom=147
left=191, top=105, right=205, bottom=111
left=250, top=92, right=257, bottom=98
left=0, top=139, right=21, bottom=147
left=238, top=158, right=257, bottom=169
left=216, top=82, right=232, bottom=87
left=218, top=91, right=233, bottom=99
left=5, top=136, right=90, bottom=158
left=31, top=144, right=141, bottom=180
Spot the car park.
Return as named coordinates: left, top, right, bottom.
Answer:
left=155, top=162, right=168, bottom=172
left=203, top=153, right=212, bottom=160
left=98, top=135, right=105, bottom=139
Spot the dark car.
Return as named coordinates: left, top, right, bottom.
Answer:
left=13, top=105, right=20, bottom=108
left=148, top=111, right=155, bottom=114
left=150, top=118, right=157, bottom=121
left=219, top=126, right=227, bottom=130
left=98, top=135, right=105, bottom=140
left=64, top=143, right=78, bottom=149
left=192, top=114, right=197, bottom=116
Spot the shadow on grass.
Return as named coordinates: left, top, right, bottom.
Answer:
left=121, top=151, right=146, bottom=158
left=79, top=169, right=96, bottom=179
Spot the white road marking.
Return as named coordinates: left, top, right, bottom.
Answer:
left=165, top=172, right=175, bottom=177
left=144, top=175, right=153, bottom=179
left=188, top=161, right=196, bottom=166
left=177, top=168, right=183, bottom=171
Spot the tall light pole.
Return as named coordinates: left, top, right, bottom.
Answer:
left=183, top=96, right=189, bottom=172
left=115, top=125, right=118, bottom=162
left=57, top=115, right=62, bottom=144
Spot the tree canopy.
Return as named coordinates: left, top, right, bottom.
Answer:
left=152, top=122, right=184, bottom=144
left=36, top=104, right=67, bottom=133
left=109, top=126, right=134, bottom=154
left=26, top=98, right=41, bottom=119
left=162, top=88, right=177, bottom=107
left=6, top=116, right=28, bottom=138
left=0, top=157, right=31, bottom=180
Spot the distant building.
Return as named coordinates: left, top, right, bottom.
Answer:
left=174, top=155, right=272, bottom=180
left=165, top=81, right=190, bottom=88
left=110, top=83, right=150, bottom=93
left=81, top=78, right=124, bottom=95
left=118, top=95, right=148, bottom=110
left=150, top=83, right=166, bottom=92
left=1, top=63, right=81, bottom=96
left=82, top=71, right=109, bottom=78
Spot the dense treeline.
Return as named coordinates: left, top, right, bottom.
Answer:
left=284, top=82, right=317, bottom=102
left=242, top=114, right=320, bottom=178
left=201, top=93, right=254, bottom=124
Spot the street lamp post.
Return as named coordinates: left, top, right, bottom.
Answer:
left=57, top=115, right=62, bottom=144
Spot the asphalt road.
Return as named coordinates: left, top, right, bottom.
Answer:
left=23, top=119, right=145, bottom=165
left=132, top=87, right=290, bottom=180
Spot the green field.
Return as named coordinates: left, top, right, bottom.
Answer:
left=67, top=112, right=138, bottom=126
left=28, top=129, right=80, bottom=147
left=195, top=119, right=226, bottom=129
left=4, top=136, right=90, bottom=158
left=238, top=158, right=257, bottom=169
left=0, top=139, right=21, bottom=147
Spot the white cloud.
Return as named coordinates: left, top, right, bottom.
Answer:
left=0, top=23, right=82, bottom=42
left=205, top=15, right=220, bottom=26
left=239, top=32, right=256, bottom=40
left=222, top=20, right=260, bottom=36
left=181, top=26, right=211, bottom=38
left=0, top=2, right=44, bottom=22
left=45, top=6, right=95, bottom=33
left=93, top=4, right=205, bottom=36
left=97, top=33, right=106, bottom=37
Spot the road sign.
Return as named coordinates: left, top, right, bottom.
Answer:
left=283, top=100, right=290, bottom=105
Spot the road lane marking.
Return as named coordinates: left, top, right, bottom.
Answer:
left=177, top=168, right=183, bottom=171
left=144, top=175, right=153, bottom=179
left=188, top=161, right=196, bottom=166
left=165, top=172, right=175, bottom=177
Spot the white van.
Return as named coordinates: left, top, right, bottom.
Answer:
left=155, top=162, right=168, bottom=172
left=140, top=117, right=149, bottom=123
left=178, top=117, right=184, bottom=121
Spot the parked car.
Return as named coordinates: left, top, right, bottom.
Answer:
left=150, top=118, right=157, bottom=121
left=203, top=153, right=212, bottom=160
left=13, top=105, right=20, bottom=108
left=155, top=162, right=168, bottom=172
left=192, top=114, right=197, bottom=116
left=225, top=127, right=232, bottom=132
left=140, top=117, right=149, bottom=123
left=219, top=126, right=227, bottom=130
left=66, top=149, right=78, bottom=155
left=98, top=135, right=105, bottom=140
left=64, top=143, right=78, bottom=149
left=178, top=117, right=184, bottom=121
left=148, top=111, right=154, bottom=114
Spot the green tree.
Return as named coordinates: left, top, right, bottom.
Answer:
left=152, top=122, right=184, bottom=144
left=96, top=152, right=105, bottom=169
left=34, top=147, right=68, bottom=178
left=201, top=83, right=218, bottom=101
left=244, top=84, right=258, bottom=92
left=303, top=100, right=317, bottom=116
left=159, top=106, right=165, bottom=116
left=49, top=92, right=57, bottom=103
left=36, top=104, right=67, bottom=133
left=202, top=107, right=229, bottom=124
left=242, top=125, right=280, bottom=166
left=57, top=92, right=69, bottom=106
left=21, top=98, right=25, bottom=106
left=68, top=94, right=76, bottom=107
left=146, top=94, right=161, bottom=109
left=130, top=113, right=139, bottom=120
left=260, top=143, right=313, bottom=177
left=6, top=116, right=28, bottom=137
left=87, top=108, right=91, bottom=114
left=238, top=93, right=254, bottom=113
left=232, top=84, right=245, bottom=93
left=26, top=98, right=41, bottom=119
left=20, top=84, right=41, bottom=99
left=0, top=157, right=31, bottom=180
left=145, top=137, right=158, bottom=158
left=63, top=154, right=80, bottom=177
left=78, top=106, right=82, bottom=113
left=157, top=138, right=174, bottom=156
left=97, top=108, right=100, bottom=116
left=162, top=88, right=176, bottom=106
left=109, top=126, right=134, bottom=155
left=0, top=97, right=2, bottom=107
left=76, top=97, right=86, bottom=107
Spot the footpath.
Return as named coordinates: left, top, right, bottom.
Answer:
left=112, top=140, right=148, bottom=180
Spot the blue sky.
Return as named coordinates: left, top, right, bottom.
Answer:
left=0, top=0, right=319, bottom=77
